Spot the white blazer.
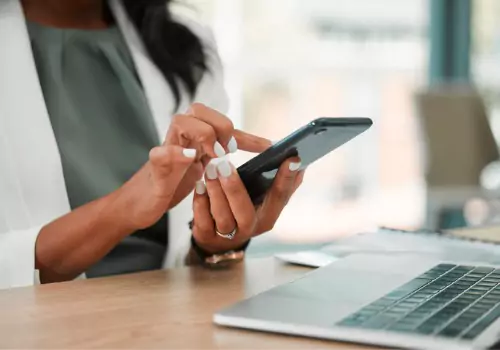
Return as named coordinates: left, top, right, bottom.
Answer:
left=0, top=0, right=228, bottom=289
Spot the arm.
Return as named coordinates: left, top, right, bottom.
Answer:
left=34, top=146, right=198, bottom=284
left=35, top=189, right=133, bottom=283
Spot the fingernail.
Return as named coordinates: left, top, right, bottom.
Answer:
left=214, top=141, right=226, bottom=158
left=206, top=163, right=218, bottom=180
left=227, top=136, right=238, bottom=154
left=195, top=181, right=206, bottom=195
left=217, top=160, right=233, bottom=178
left=183, top=148, right=197, bottom=158
left=289, top=162, right=301, bottom=172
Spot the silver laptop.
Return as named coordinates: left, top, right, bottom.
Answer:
left=214, top=254, right=500, bottom=350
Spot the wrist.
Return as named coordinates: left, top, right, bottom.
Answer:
left=107, top=187, right=140, bottom=234
left=189, top=235, right=250, bottom=267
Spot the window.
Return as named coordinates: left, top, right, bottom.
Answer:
left=473, top=0, right=500, bottom=145
left=186, top=0, right=429, bottom=241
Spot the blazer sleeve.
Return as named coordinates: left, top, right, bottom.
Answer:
left=0, top=226, right=42, bottom=289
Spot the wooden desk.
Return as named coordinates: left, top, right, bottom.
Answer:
left=0, top=258, right=372, bottom=349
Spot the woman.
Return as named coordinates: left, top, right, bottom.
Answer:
left=0, top=0, right=304, bottom=289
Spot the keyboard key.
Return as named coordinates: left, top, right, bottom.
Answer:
left=461, top=277, right=481, bottom=284
left=438, top=264, right=457, bottom=270
left=388, top=323, right=416, bottom=333
left=453, top=266, right=474, bottom=274
left=477, top=281, right=497, bottom=288
left=397, top=301, right=420, bottom=310
left=472, top=267, right=495, bottom=275
left=488, top=273, right=500, bottom=281
left=438, top=326, right=463, bottom=338
left=483, top=295, right=500, bottom=303
left=482, top=278, right=500, bottom=284
left=385, top=279, right=431, bottom=299
left=338, top=319, right=363, bottom=327
left=362, top=315, right=399, bottom=329
left=442, top=318, right=476, bottom=336
left=461, top=303, right=500, bottom=339
left=370, top=298, right=396, bottom=308
left=416, top=324, right=440, bottom=335
left=447, top=272, right=466, bottom=278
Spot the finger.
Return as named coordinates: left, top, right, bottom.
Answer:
left=204, top=161, right=237, bottom=235
left=168, top=115, right=226, bottom=159
left=293, top=170, right=305, bottom=192
left=148, top=145, right=197, bottom=199
left=257, top=158, right=301, bottom=231
left=169, top=161, right=205, bottom=208
left=216, top=159, right=257, bottom=237
left=188, top=103, right=236, bottom=153
left=233, top=129, right=272, bottom=153
left=192, top=181, right=215, bottom=247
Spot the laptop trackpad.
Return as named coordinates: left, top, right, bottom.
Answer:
left=226, top=254, right=438, bottom=327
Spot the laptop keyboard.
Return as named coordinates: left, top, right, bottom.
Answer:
left=337, top=264, right=500, bottom=340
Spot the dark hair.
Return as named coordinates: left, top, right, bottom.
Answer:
left=120, top=0, right=208, bottom=109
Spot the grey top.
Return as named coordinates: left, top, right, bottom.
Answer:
left=27, top=21, right=169, bottom=277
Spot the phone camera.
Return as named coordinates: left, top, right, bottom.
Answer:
left=314, top=128, right=327, bottom=136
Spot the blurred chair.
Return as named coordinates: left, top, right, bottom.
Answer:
left=415, top=85, right=500, bottom=230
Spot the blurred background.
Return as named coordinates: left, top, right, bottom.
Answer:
left=179, top=0, right=500, bottom=248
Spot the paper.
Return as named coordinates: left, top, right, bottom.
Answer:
left=321, top=230, right=500, bottom=265
left=275, top=251, right=338, bottom=268
left=446, top=225, right=500, bottom=244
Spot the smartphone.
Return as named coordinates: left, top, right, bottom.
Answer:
left=237, top=117, right=373, bottom=205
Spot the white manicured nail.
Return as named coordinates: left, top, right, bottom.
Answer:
left=289, top=162, right=301, bottom=172
left=214, top=141, right=226, bottom=158
left=206, top=163, right=218, bottom=180
left=195, top=181, right=206, bottom=195
left=217, top=160, right=233, bottom=178
left=183, top=148, right=197, bottom=158
left=228, top=136, right=238, bottom=153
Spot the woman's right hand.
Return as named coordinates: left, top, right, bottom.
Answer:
left=117, top=103, right=271, bottom=231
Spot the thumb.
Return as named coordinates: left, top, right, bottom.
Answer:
left=233, top=129, right=272, bottom=153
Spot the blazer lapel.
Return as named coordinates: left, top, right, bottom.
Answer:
left=0, top=0, right=70, bottom=229
left=110, top=0, right=193, bottom=266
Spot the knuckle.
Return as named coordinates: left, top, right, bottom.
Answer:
left=150, top=147, right=177, bottom=171
left=190, top=102, right=206, bottom=114
left=216, top=218, right=235, bottom=231
left=198, top=126, right=217, bottom=144
left=261, top=222, right=275, bottom=233
left=220, top=118, right=234, bottom=134
left=165, top=150, right=178, bottom=165
left=238, top=213, right=256, bottom=231
left=193, top=232, right=212, bottom=246
left=171, top=114, right=184, bottom=125
left=194, top=221, right=213, bottom=236
left=223, top=182, right=240, bottom=196
left=274, top=185, right=291, bottom=201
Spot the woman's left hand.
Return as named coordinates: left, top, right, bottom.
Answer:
left=192, top=157, right=304, bottom=254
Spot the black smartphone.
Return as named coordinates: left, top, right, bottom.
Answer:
left=237, top=117, right=373, bottom=205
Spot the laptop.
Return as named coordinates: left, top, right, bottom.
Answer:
left=214, top=254, right=500, bottom=350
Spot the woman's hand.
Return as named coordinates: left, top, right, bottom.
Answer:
left=166, top=103, right=271, bottom=208
left=118, top=103, right=271, bottom=231
left=192, top=157, right=305, bottom=254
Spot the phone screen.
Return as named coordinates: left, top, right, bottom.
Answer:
left=237, top=118, right=372, bottom=205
